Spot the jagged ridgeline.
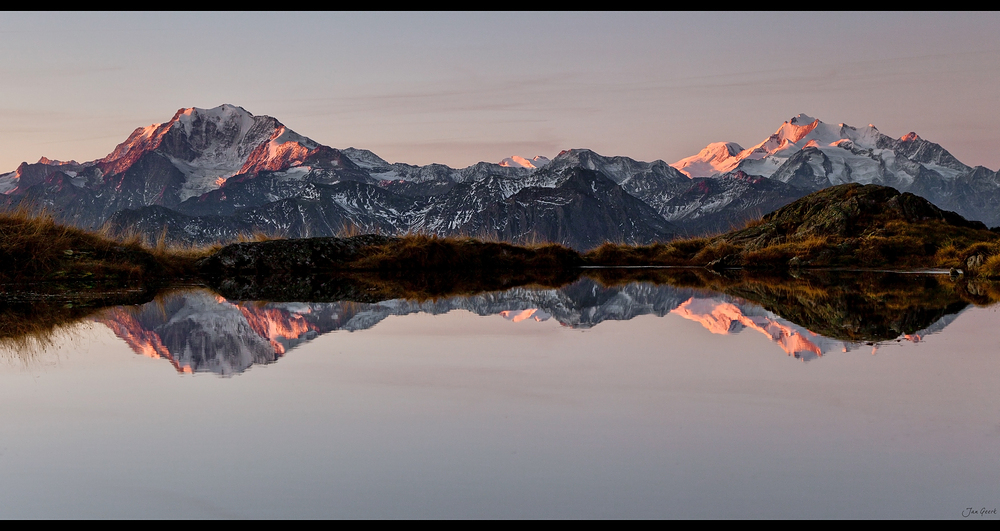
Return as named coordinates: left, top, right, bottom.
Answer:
left=4, top=105, right=1000, bottom=250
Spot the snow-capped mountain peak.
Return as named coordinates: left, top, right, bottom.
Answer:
left=788, top=113, right=815, bottom=125
left=172, top=104, right=256, bottom=137
left=36, top=157, right=78, bottom=166
left=499, top=155, right=551, bottom=169
left=671, top=113, right=969, bottom=190
left=670, top=141, right=744, bottom=178
left=670, top=114, right=843, bottom=179
left=341, top=147, right=392, bottom=170
left=778, top=113, right=820, bottom=143
left=92, top=104, right=332, bottom=200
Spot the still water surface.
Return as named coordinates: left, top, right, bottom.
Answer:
left=0, top=278, right=997, bottom=518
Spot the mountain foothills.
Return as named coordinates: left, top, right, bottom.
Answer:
left=2, top=105, right=999, bottom=249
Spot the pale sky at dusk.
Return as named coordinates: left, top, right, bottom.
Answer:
left=2, top=11, right=999, bottom=172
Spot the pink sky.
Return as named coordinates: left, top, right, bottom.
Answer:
left=2, top=12, right=999, bottom=171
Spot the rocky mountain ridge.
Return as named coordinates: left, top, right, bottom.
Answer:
left=3, top=105, right=997, bottom=249
left=672, top=113, right=1000, bottom=226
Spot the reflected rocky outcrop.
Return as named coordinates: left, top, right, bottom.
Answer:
left=665, top=292, right=964, bottom=361
left=704, top=271, right=974, bottom=342
left=90, top=274, right=978, bottom=375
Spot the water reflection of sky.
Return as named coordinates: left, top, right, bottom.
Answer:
left=0, top=284, right=997, bottom=518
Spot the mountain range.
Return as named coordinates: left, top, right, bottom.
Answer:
left=98, top=279, right=946, bottom=376
left=3, top=105, right=998, bottom=249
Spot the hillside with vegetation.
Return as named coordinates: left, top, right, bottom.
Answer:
left=588, top=183, right=1000, bottom=274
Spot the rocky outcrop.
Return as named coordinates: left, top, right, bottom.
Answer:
left=720, top=183, right=988, bottom=251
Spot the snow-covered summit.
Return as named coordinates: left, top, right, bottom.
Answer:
left=36, top=157, right=79, bottom=166
left=670, top=142, right=744, bottom=178
left=671, top=113, right=970, bottom=189
left=499, top=155, right=551, bottom=169
left=98, top=104, right=327, bottom=200
left=342, top=147, right=392, bottom=171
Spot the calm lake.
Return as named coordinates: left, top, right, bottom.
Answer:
left=0, top=276, right=997, bottom=518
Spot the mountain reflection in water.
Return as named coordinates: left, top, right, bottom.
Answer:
left=83, top=273, right=978, bottom=376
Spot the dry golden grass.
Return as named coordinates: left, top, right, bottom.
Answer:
left=236, top=231, right=281, bottom=243
left=933, top=241, right=965, bottom=267
left=980, top=253, right=1000, bottom=277
left=742, top=235, right=830, bottom=265
left=691, top=240, right=740, bottom=264
left=337, top=221, right=366, bottom=238
left=0, top=281, right=204, bottom=354
left=516, top=230, right=553, bottom=248
left=344, top=233, right=582, bottom=272
left=949, top=240, right=1000, bottom=278
left=0, top=301, right=101, bottom=353
left=736, top=215, right=765, bottom=231
left=582, top=239, right=709, bottom=267
left=0, top=207, right=209, bottom=283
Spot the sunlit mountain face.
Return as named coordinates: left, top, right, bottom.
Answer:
left=667, top=113, right=1000, bottom=226
left=91, top=276, right=967, bottom=376
left=670, top=113, right=967, bottom=181
left=4, top=106, right=999, bottom=249
left=499, top=155, right=551, bottom=169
